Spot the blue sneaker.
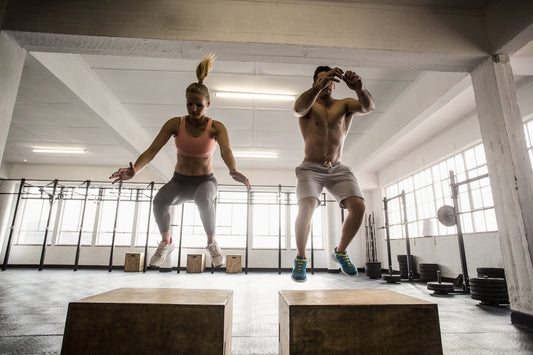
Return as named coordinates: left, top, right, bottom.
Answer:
left=291, top=256, right=307, bottom=282
left=331, top=247, right=357, bottom=276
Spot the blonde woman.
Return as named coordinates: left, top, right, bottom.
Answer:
left=110, top=54, right=250, bottom=268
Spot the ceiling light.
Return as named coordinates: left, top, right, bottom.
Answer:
left=233, top=151, right=278, bottom=158
left=216, top=92, right=295, bottom=101
left=33, top=148, right=86, bottom=154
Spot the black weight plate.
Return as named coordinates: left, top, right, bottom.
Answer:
left=477, top=267, right=505, bottom=278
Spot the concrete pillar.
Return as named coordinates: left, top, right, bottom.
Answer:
left=470, top=54, right=533, bottom=327
left=0, top=31, right=25, bottom=166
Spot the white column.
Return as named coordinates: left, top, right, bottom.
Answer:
left=0, top=179, right=17, bottom=260
left=326, top=199, right=341, bottom=270
left=0, top=31, right=25, bottom=166
left=471, top=54, right=533, bottom=321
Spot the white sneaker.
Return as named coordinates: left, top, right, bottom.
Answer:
left=207, top=241, right=225, bottom=267
left=149, top=240, right=175, bottom=267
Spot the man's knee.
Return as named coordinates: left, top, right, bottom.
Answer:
left=298, top=197, right=319, bottom=216
left=343, top=196, right=365, bottom=215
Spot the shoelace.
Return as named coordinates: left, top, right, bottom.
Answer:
left=295, top=259, right=305, bottom=272
left=154, top=243, right=168, bottom=257
left=154, top=247, right=164, bottom=257
left=209, top=244, right=221, bottom=258
left=337, top=252, right=353, bottom=266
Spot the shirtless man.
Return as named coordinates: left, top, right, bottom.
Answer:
left=291, top=66, right=375, bottom=282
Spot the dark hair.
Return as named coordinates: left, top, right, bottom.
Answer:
left=186, top=54, right=215, bottom=101
left=313, top=66, right=332, bottom=82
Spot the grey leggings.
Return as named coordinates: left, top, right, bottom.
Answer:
left=153, top=172, right=218, bottom=235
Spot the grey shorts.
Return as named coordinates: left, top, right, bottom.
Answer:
left=295, top=161, right=364, bottom=207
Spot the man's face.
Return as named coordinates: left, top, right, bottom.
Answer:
left=314, top=71, right=335, bottom=96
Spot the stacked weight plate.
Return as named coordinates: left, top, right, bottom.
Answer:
left=419, top=263, right=439, bottom=281
left=470, top=267, right=508, bottom=306
left=397, top=255, right=416, bottom=279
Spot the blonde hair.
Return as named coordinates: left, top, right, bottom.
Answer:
left=186, top=53, right=215, bottom=100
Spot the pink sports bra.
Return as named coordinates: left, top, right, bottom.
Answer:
left=175, top=116, right=217, bottom=158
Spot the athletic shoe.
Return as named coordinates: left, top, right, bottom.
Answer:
left=331, top=247, right=358, bottom=276
left=149, top=240, right=175, bottom=267
left=207, top=241, right=225, bottom=267
left=291, top=256, right=307, bottom=282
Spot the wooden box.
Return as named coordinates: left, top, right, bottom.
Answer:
left=186, top=254, right=205, bottom=273
left=62, top=288, right=233, bottom=355
left=279, top=289, right=442, bottom=355
left=226, top=255, right=242, bottom=274
left=124, top=252, right=143, bottom=272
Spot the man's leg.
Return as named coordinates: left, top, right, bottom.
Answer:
left=295, top=197, right=319, bottom=257
left=292, top=197, right=318, bottom=282
left=331, top=196, right=365, bottom=276
left=337, top=196, right=366, bottom=252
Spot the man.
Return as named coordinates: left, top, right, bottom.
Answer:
left=291, top=66, right=375, bottom=282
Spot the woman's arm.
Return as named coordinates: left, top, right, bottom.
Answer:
left=109, top=117, right=178, bottom=183
left=213, top=120, right=251, bottom=189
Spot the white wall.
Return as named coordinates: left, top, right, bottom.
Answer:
left=363, top=77, right=533, bottom=279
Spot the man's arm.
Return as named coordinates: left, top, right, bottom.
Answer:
left=292, top=86, right=321, bottom=118
left=293, top=67, right=344, bottom=117
left=343, top=71, right=376, bottom=115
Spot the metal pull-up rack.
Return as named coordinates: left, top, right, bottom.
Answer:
left=382, top=190, right=413, bottom=281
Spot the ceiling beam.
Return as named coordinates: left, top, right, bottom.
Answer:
left=2, top=0, right=491, bottom=72
left=31, top=52, right=173, bottom=181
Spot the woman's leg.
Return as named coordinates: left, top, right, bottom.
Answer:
left=193, top=178, right=223, bottom=266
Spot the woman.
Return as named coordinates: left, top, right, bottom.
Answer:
left=110, top=54, right=250, bottom=268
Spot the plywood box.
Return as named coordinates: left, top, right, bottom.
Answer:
left=187, top=254, right=205, bottom=273
left=124, top=252, right=143, bottom=272
left=279, top=289, right=442, bottom=355
left=62, top=288, right=233, bottom=355
left=226, top=255, right=242, bottom=273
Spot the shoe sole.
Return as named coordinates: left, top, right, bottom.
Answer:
left=331, top=254, right=358, bottom=277
left=211, top=256, right=225, bottom=268
left=291, top=275, right=307, bottom=283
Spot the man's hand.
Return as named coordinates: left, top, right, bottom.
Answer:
left=109, top=162, right=136, bottom=184
left=343, top=71, right=364, bottom=92
left=315, top=67, right=344, bottom=91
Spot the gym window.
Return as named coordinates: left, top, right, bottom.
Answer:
left=384, top=143, right=497, bottom=239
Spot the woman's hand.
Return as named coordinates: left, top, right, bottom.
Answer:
left=109, top=162, right=136, bottom=184
left=230, top=169, right=251, bottom=190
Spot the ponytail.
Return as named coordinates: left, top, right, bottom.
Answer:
left=186, top=53, right=215, bottom=101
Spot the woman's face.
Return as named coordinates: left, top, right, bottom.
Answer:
left=186, top=92, right=210, bottom=119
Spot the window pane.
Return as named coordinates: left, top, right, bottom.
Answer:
left=57, top=196, right=96, bottom=245
left=384, top=143, right=495, bottom=238
left=136, top=200, right=160, bottom=247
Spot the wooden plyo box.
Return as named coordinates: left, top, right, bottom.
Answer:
left=279, top=289, right=442, bottom=355
left=226, top=255, right=242, bottom=273
left=187, top=254, right=205, bottom=273
left=61, top=288, right=233, bottom=355
left=124, top=252, right=143, bottom=272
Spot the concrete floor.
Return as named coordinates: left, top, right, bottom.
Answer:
left=0, top=268, right=532, bottom=354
